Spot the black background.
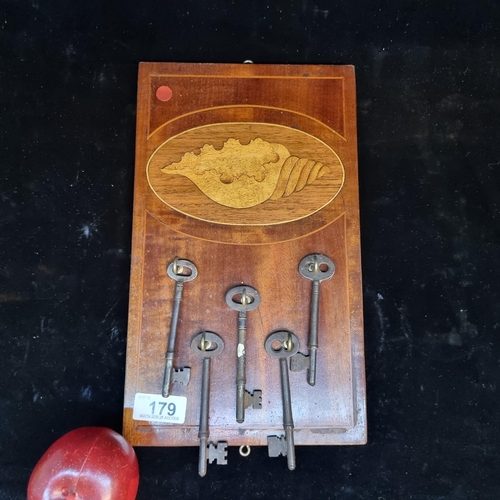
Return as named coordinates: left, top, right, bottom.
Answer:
left=1, top=1, right=500, bottom=499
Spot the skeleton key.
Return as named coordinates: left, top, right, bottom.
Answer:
left=294, top=253, right=335, bottom=386
left=190, top=331, right=227, bottom=477
left=225, top=285, right=262, bottom=423
left=161, top=257, right=198, bottom=397
left=265, top=330, right=300, bottom=471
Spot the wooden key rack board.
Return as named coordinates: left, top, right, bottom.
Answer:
left=123, top=63, right=367, bottom=456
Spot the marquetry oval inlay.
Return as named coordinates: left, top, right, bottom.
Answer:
left=147, top=122, right=345, bottom=226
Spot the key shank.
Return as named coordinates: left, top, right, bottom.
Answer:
left=162, top=280, right=184, bottom=397
left=198, top=357, right=210, bottom=477
left=279, top=357, right=296, bottom=471
left=236, top=310, right=247, bottom=423
left=308, top=280, right=320, bottom=386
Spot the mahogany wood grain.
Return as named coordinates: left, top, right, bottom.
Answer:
left=123, top=63, right=366, bottom=447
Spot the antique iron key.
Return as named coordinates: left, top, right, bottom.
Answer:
left=265, top=330, right=300, bottom=471
left=162, top=257, right=198, bottom=397
left=190, top=331, right=228, bottom=477
left=225, top=285, right=262, bottom=423
left=292, top=253, right=335, bottom=386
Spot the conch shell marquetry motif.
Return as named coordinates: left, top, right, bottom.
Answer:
left=147, top=121, right=345, bottom=226
left=160, top=138, right=331, bottom=209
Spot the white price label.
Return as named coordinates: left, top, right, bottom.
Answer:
left=132, top=393, right=187, bottom=424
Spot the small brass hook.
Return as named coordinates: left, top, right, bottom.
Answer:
left=284, top=332, right=294, bottom=352
left=308, top=255, right=319, bottom=273
left=241, top=288, right=249, bottom=307
left=172, top=256, right=185, bottom=276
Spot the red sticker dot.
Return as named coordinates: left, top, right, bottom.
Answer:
left=156, top=86, right=172, bottom=101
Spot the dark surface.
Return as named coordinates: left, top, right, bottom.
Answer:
left=1, top=1, right=500, bottom=499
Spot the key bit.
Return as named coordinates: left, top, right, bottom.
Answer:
left=162, top=257, right=198, bottom=397
left=289, top=352, right=310, bottom=372
left=226, top=285, right=262, bottom=423
left=244, top=389, right=262, bottom=410
left=207, top=442, right=228, bottom=465
left=267, top=436, right=288, bottom=457
left=296, top=253, right=335, bottom=386
left=191, top=331, right=227, bottom=477
left=265, top=330, right=300, bottom=471
left=171, top=367, right=191, bottom=386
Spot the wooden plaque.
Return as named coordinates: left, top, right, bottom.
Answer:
left=123, top=63, right=366, bottom=448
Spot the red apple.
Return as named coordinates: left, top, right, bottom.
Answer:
left=28, top=427, right=139, bottom=500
